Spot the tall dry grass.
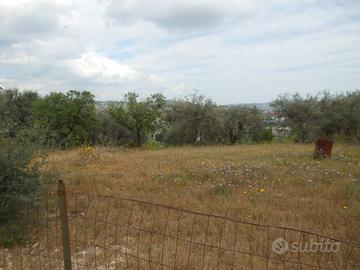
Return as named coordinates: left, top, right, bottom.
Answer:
left=43, top=143, right=360, bottom=243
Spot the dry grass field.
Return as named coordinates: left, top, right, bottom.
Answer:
left=2, top=143, right=360, bottom=269
left=43, top=143, right=360, bottom=243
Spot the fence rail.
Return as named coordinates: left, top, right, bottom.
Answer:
left=1, top=181, right=360, bottom=270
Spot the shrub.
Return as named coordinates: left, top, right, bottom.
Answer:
left=257, top=128, right=274, bottom=143
left=143, top=139, right=165, bottom=150
left=32, top=90, right=99, bottom=148
left=0, top=139, right=45, bottom=245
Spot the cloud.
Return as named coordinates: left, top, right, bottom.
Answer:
left=0, top=51, right=37, bottom=65
left=105, top=0, right=263, bottom=31
left=0, top=0, right=359, bottom=103
left=66, top=52, right=139, bottom=83
left=0, top=0, right=72, bottom=46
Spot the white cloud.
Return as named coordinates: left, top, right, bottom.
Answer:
left=66, top=52, right=139, bottom=83
left=0, top=0, right=72, bottom=45
left=0, top=0, right=359, bottom=103
left=0, top=51, right=37, bottom=65
left=105, top=0, right=263, bottom=31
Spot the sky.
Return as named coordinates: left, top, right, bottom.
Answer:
left=0, top=0, right=359, bottom=104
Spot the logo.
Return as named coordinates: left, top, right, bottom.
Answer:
left=271, top=238, right=341, bottom=255
left=272, top=238, right=289, bottom=255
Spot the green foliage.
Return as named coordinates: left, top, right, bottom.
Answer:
left=222, top=105, right=264, bottom=144
left=109, top=92, right=165, bottom=147
left=255, top=128, right=274, bottom=143
left=143, top=139, right=165, bottom=150
left=97, top=110, right=131, bottom=145
left=0, top=89, right=39, bottom=138
left=161, top=94, right=223, bottom=145
left=0, top=139, right=45, bottom=245
left=32, top=90, right=99, bottom=148
left=272, top=91, right=360, bottom=143
left=271, top=93, right=319, bottom=143
left=331, top=91, right=360, bottom=143
left=2, top=88, right=360, bottom=148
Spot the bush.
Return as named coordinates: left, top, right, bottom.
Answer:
left=143, top=139, right=165, bottom=150
left=0, top=139, right=45, bottom=245
left=32, top=90, right=99, bottom=148
left=257, top=128, right=274, bottom=143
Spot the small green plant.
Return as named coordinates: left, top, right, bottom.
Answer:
left=143, top=139, right=165, bottom=150
left=213, top=184, right=231, bottom=197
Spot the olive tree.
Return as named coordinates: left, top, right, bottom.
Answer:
left=109, top=92, right=165, bottom=147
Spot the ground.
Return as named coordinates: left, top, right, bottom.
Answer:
left=44, top=143, right=360, bottom=244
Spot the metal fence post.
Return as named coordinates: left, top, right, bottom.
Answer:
left=58, top=180, right=72, bottom=270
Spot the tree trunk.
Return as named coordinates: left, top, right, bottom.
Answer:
left=135, top=128, right=142, bottom=147
left=195, top=129, right=202, bottom=144
left=229, top=128, right=237, bottom=144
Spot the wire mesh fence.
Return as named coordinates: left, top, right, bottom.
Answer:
left=1, top=181, right=360, bottom=270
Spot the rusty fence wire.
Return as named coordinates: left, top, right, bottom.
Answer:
left=1, top=181, right=360, bottom=270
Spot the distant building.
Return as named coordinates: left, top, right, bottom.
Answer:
left=271, top=126, right=292, bottom=137
left=264, top=112, right=285, bottom=124
left=263, top=111, right=291, bottom=138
